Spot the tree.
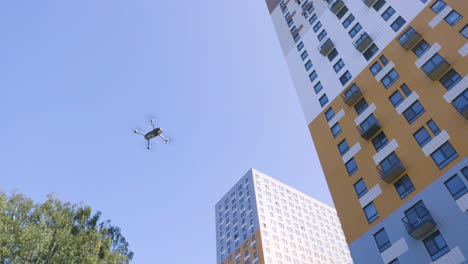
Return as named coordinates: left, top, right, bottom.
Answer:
left=0, top=192, right=133, bottom=264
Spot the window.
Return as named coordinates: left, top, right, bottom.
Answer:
left=431, top=142, right=458, bottom=169
left=427, top=120, right=440, bottom=135
left=394, top=175, right=415, bottom=199
left=305, top=60, right=313, bottom=70
left=293, top=33, right=300, bottom=43
left=382, top=7, right=395, bottom=21
left=309, top=70, right=318, bottom=82
left=391, top=16, right=406, bottom=32
left=372, top=132, right=389, bottom=152
left=339, top=71, right=352, bottom=85
left=431, top=0, right=446, bottom=14
left=462, top=167, right=468, bottom=181
left=374, top=229, right=391, bottom=252
left=319, top=94, right=329, bottom=107
left=309, top=14, right=318, bottom=25
left=460, top=24, right=468, bottom=39
left=363, top=202, right=379, bottom=223
left=331, top=123, right=342, bottom=137
left=327, top=48, right=338, bottom=61
left=317, top=30, right=327, bottom=41
left=400, top=83, right=412, bottom=96
left=389, top=91, right=404, bottom=107
left=422, top=54, right=446, bottom=75
left=388, top=259, right=400, bottom=264
left=363, top=44, right=379, bottom=61
left=301, top=50, right=309, bottom=61
left=314, top=82, right=323, bottom=94
left=373, top=0, right=386, bottom=11
left=338, top=139, right=349, bottom=155
left=423, top=231, right=450, bottom=261
left=287, top=18, right=294, bottom=27
left=381, top=69, right=400, bottom=88
left=333, top=59, right=345, bottom=72
left=345, top=158, right=358, bottom=176
left=413, top=127, right=431, bottom=147
left=297, top=42, right=304, bottom=51
left=325, top=108, right=335, bottom=121
left=354, top=98, right=368, bottom=115
left=353, top=179, right=367, bottom=198
left=444, top=10, right=462, bottom=26
left=290, top=25, right=297, bottom=34
left=342, top=14, right=355, bottom=29
left=336, top=5, right=348, bottom=19
left=452, top=89, right=468, bottom=114
left=403, top=101, right=425, bottom=124
left=440, top=69, right=462, bottom=90
left=313, top=21, right=322, bottom=32
left=379, top=152, right=400, bottom=175
left=445, top=175, right=467, bottom=200
left=412, top=39, right=430, bottom=58
left=349, top=23, right=362, bottom=38
left=379, top=55, right=389, bottom=66
left=370, top=62, right=382, bottom=76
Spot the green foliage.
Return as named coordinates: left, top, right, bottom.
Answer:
left=0, top=192, right=133, bottom=264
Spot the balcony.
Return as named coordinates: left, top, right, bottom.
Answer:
left=357, top=114, right=381, bottom=140
left=328, top=0, right=345, bottom=15
left=402, top=203, right=436, bottom=239
left=362, top=0, right=378, bottom=7
left=422, top=54, right=451, bottom=81
left=452, top=89, right=468, bottom=119
left=399, top=27, right=422, bottom=50
left=377, top=152, right=405, bottom=183
left=318, top=38, right=334, bottom=56
left=353, top=32, right=374, bottom=53
left=342, top=84, right=362, bottom=106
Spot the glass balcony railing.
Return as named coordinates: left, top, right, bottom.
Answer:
left=328, top=0, right=344, bottom=15
left=342, top=84, right=362, bottom=106
left=362, top=0, right=378, bottom=7
left=452, top=89, right=468, bottom=120
left=399, top=27, right=422, bottom=50
left=377, top=152, right=405, bottom=183
left=318, top=38, right=334, bottom=56
left=402, top=203, right=436, bottom=239
left=353, top=32, right=373, bottom=53
left=357, top=114, right=381, bottom=140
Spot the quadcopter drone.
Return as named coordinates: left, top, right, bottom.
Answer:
left=134, top=119, right=169, bottom=149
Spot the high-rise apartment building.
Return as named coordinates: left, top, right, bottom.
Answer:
left=265, top=0, right=467, bottom=263
left=215, top=169, right=352, bottom=264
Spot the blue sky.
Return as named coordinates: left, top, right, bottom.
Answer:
left=0, top=1, right=332, bottom=262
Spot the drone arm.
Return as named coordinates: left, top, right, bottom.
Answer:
left=159, top=134, right=169, bottom=143
left=151, top=119, right=156, bottom=129
left=147, top=140, right=151, bottom=149
left=134, top=130, right=145, bottom=136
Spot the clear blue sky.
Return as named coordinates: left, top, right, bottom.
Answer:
left=0, top=1, right=332, bottom=263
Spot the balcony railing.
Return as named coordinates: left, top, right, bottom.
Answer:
left=422, top=54, right=451, bottom=81
left=452, top=90, right=468, bottom=119
left=357, top=114, right=381, bottom=140
left=353, top=32, right=374, bottom=53
left=402, top=204, right=436, bottom=239
left=362, top=0, right=378, bottom=7
left=318, top=38, right=334, bottom=56
left=328, top=0, right=344, bottom=15
left=399, top=27, right=422, bottom=50
left=342, top=84, right=362, bottom=106
left=377, top=152, right=405, bottom=183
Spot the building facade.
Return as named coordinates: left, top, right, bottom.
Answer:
left=265, top=0, right=467, bottom=263
left=215, top=169, right=352, bottom=264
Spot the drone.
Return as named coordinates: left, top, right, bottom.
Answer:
left=134, top=119, right=169, bottom=149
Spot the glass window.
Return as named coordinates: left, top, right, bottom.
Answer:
left=349, top=23, right=362, bottom=38
left=423, top=231, right=450, bottom=261
left=413, top=127, right=432, bottom=147
left=461, top=166, right=468, bottom=181
left=290, top=25, right=297, bottom=34
left=287, top=18, right=294, bottom=27
left=430, top=142, right=458, bottom=169
left=444, top=175, right=467, bottom=200
left=412, top=39, right=430, bottom=58
left=317, top=30, right=327, bottom=41
left=382, top=6, right=395, bottom=21
left=444, top=10, right=462, bottom=26
left=381, top=69, right=400, bottom=88
left=394, top=175, right=415, bottom=199
left=331, top=123, right=342, bottom=137
left=325, top=108, right=335, bottom=121
left=370, top=62, right=382, bottom=76
left=400, top=83, right=412, bottom=96
left=388, top=259, right=400, bottom=264
left=305, top=60, right=313, bottom=70
left=372, top=132, right=389, bottom=152
left=314, top=82, right=323, bottom=94
left=353, top=179, right=368, bottom=198
left=327, top=48, right=338, bottom=61
left=422, top=54, right=446, bottom=75
left=379, top=55, right=389, bottom=66
left=339, top=71, right=352, bottom=85
left=309, top=14, right=318, bottom=25
left=301, top=50, right=309, bottom=61
left=403, top=101, right=425, bottom=124
left=333, top=59, right=345, bottom=72
left=374, top=229, right=391, bottom=252
left=389, top=91, right=404, bottom=107
left=439, top=69, right=462, bottom=90
left=342, top=14, right=355, bottom=29
left=345, top=158, right=358, bottom=176
left=379, top=152, right=400, bottom=174
left=354, top=98, right=368, bottom=115
left=336, top=5, right=348, bottom=19
left=373, top=0, right=386, bottom=11
left=452, top=89, right=468, bottom=114
left=460, top=24, right=468, bottom=39
left=391, top=16, right=406, bottom=32
left=338, top=139, right=349, bottom=155
left=313, top=21, right=322, bottom=32
left=293, top=33, right=300, bottom=43
left=427, top=120, right=440, bottom=135
left=319, top=94, right=329, bottom=107
left=297, top=42, right=304, bottom=51
left=309, top=70, right=318, bottom=82
left=431, top=1, right=446, bottom=13
left=363, top=202, right=379, bottom=223
left=363, top=44, right=380, bottom=61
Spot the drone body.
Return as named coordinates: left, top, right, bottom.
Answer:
left=134, top=119, right=169, bottom=149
